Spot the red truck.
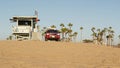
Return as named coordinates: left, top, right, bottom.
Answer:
left=45, top=29, right=60, bottom=41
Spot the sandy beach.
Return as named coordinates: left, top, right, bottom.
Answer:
left=0, top=40, right=120, bottom=68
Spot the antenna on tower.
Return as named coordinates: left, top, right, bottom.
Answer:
left=35, top=10, right=38, bottom=17
left=34, top=10, right=40, bottom=22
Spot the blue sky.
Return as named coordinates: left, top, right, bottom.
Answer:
left=0, top=0, right=120, bottom=44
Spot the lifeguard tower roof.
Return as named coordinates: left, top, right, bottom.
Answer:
left=10, top=16, right=38, bottom=22
left=13, top=16, right=37, bottom=19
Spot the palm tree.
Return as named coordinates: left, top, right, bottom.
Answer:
left=103, top=28, right=107, bottom=45
left=68, top=23, right=73, bottom=30
left=96, top=28, right=105, bottom=45
left=108, top=27, right=112, bottom=36
left=60, top=23, right=65, bottom=40
left=80, top=27, right=83, bottom=42
left=107, top=27, right=111, bottom=46
left=43, top=27, right=47, bottom=30
left=97, top=28, right=101, bottom=44
left=60, top=27, right=68, bottom=40
left=67, top=29, right=73, bottom=41
left=73, top=32, right=78, bottom=42
left=110, top=30, right=114, bottom=46
left=60, top=23, right=65, bottom=28
left=109, top=26, right=112, bottom=30
left=51, top=25, right=56, bottom=29
left=63, top=28, right=69, bottom=39
left=91, top=27, right=95, bottom=32
left=107, top=27, right=114, bottom=46
left=67, top=29, right=73, bottom=35
left=91, top=27, right=96, bottom=41
left=97, top=28, right=100, bottom=32
left=106, top=35, right=109, bottom=46
left=67, top=23, right=73, bottom=41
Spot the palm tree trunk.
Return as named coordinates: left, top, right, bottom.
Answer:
left=103, top=33, right=106, bottom=45
left=110, top=39, right=113, bottom=46
left=62, top=33, right=64, bottom=40
left=107, top=39, right=109, bottom=46
left=109, top=38, right=111, bottom=46
left=80, top=30, right=82, bottom=42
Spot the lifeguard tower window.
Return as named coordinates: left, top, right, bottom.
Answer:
left=18, top=21, right=31, bottom=26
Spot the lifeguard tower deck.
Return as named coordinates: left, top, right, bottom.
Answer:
left=10, top=16, right=40, bottom=40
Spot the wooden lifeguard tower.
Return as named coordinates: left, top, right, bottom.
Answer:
left=10, top=15, right=40, bottom=40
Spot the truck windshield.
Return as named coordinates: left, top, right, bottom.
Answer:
left=46, top=30, right=59, bottom=33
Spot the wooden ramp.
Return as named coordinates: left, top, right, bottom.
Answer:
left=32, top=32, right=40, bottom=40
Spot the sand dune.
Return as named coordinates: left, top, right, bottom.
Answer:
left=0, top=40, right=120, bottom=68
